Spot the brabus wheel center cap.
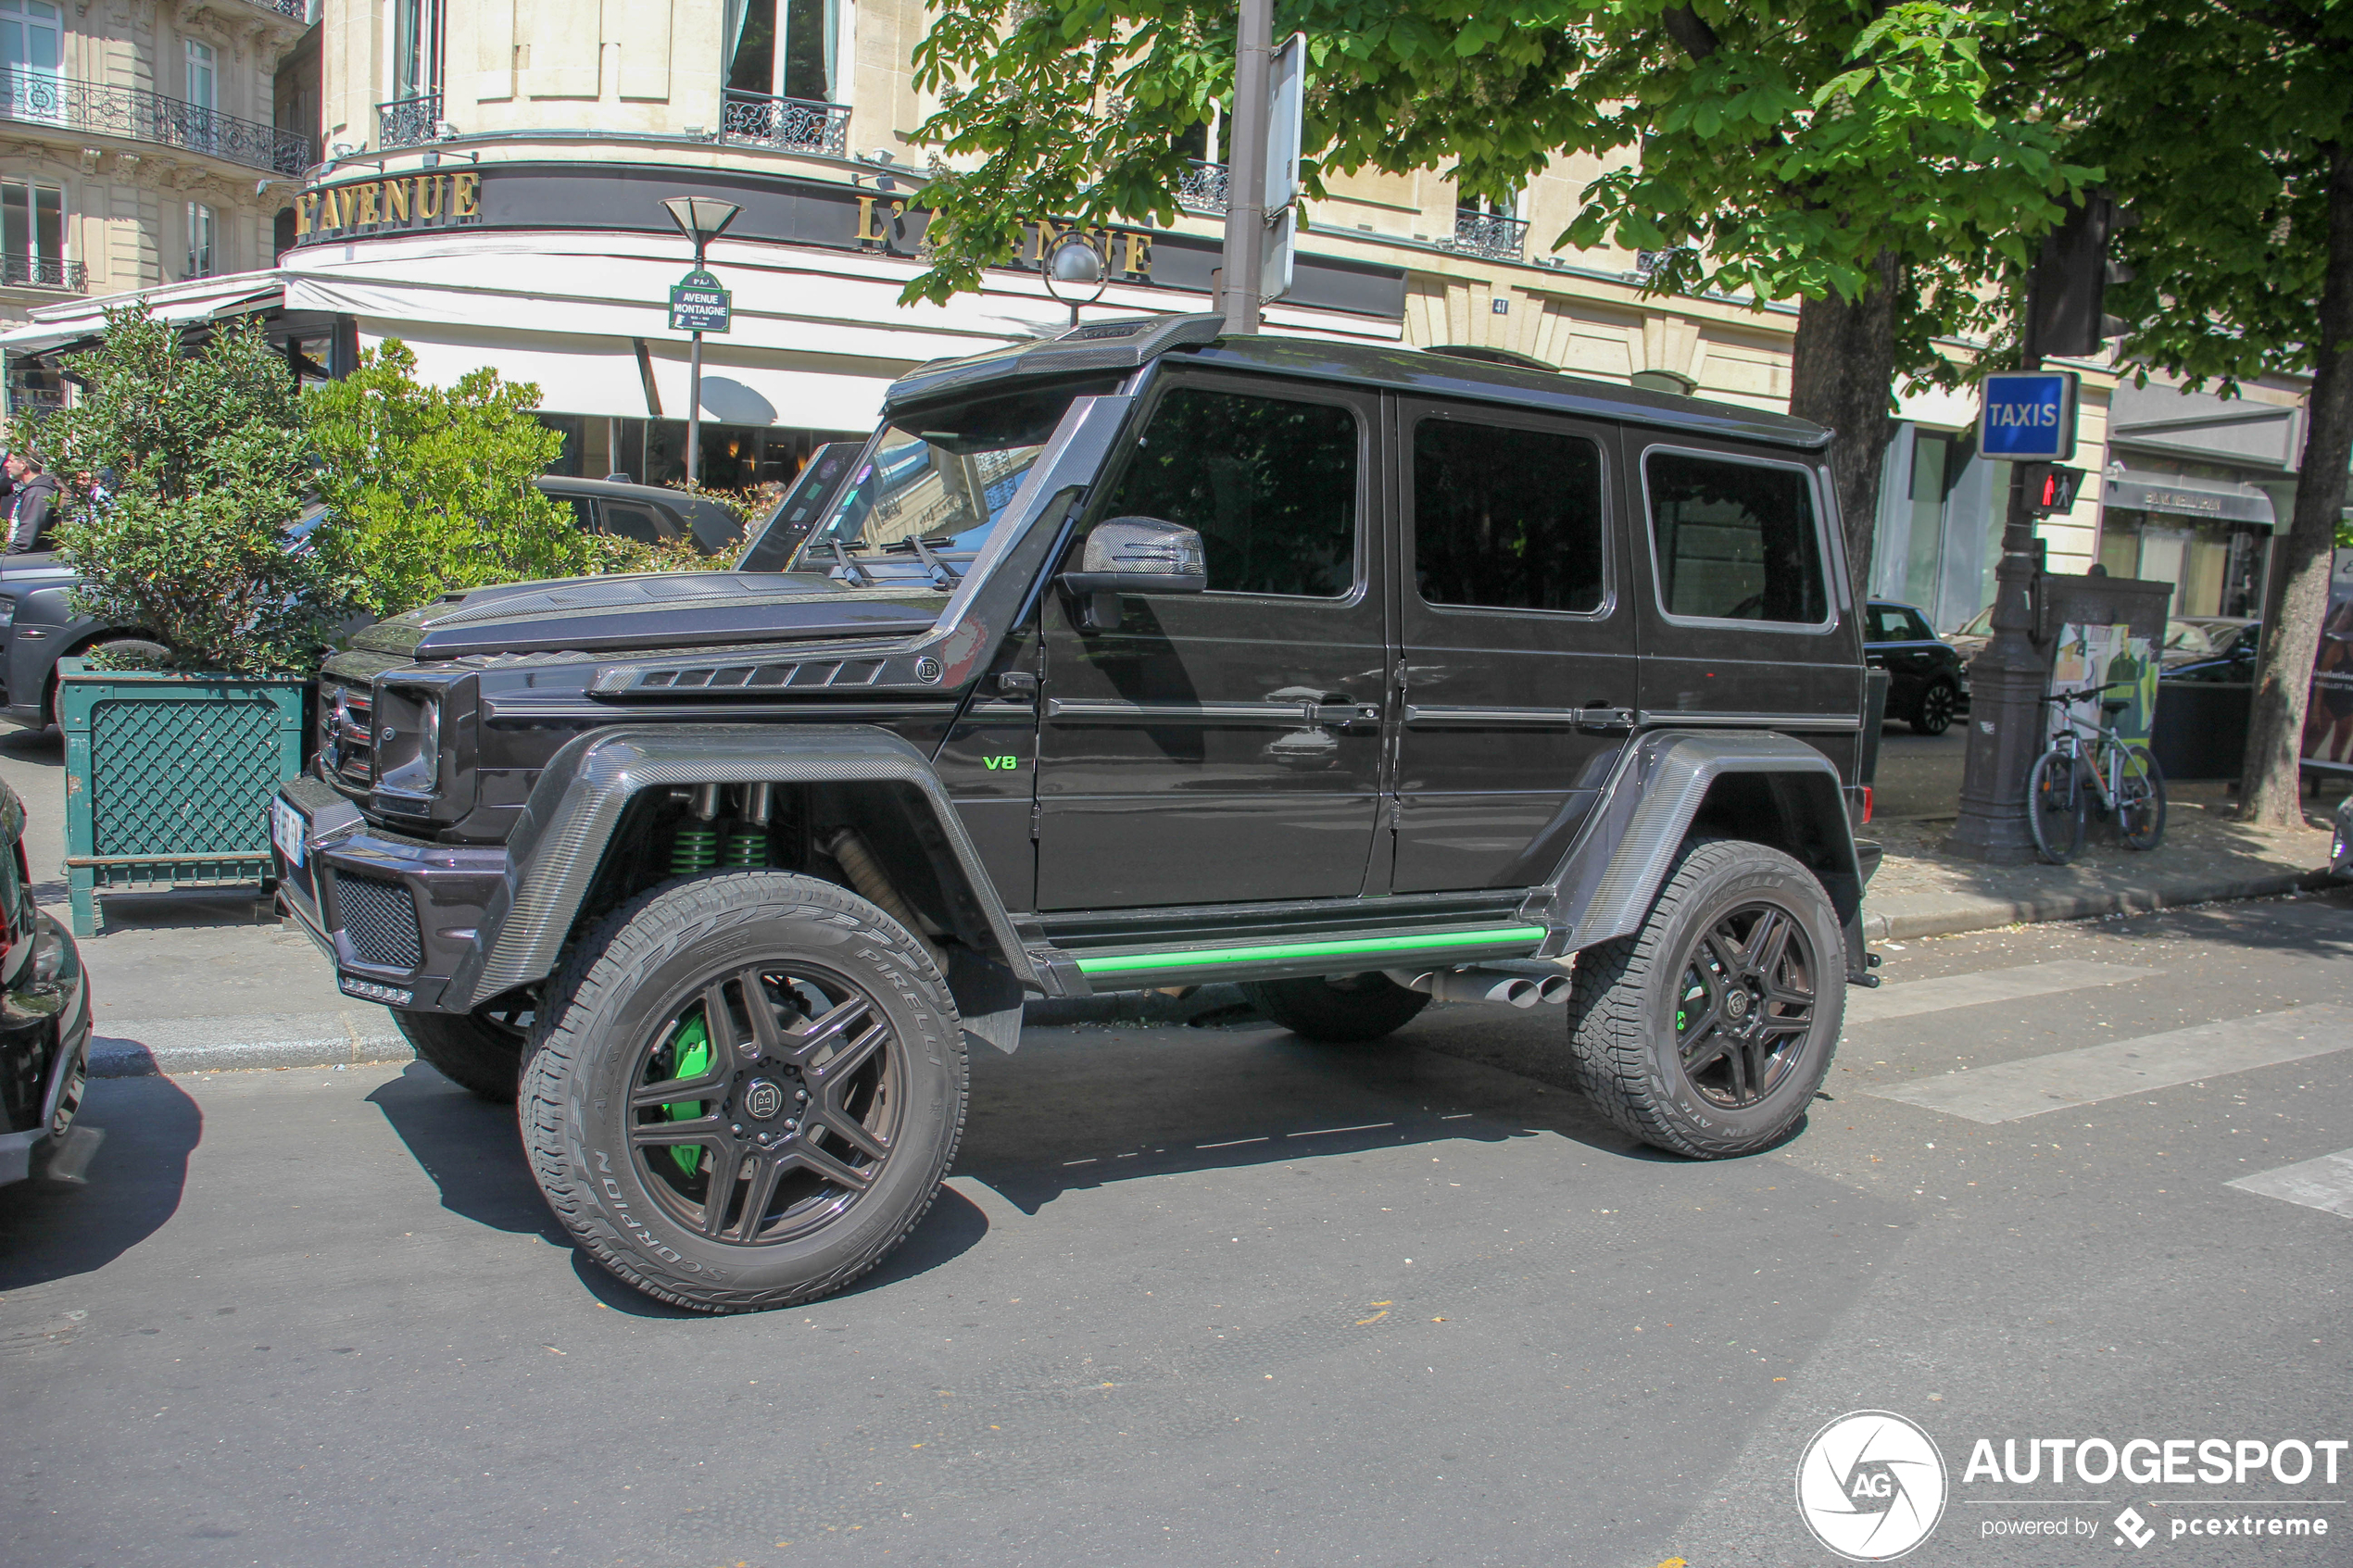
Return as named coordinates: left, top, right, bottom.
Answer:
left=1725, top=989, right=1752, bottom=1022
left=744, top=1079, right=786, bottom=1121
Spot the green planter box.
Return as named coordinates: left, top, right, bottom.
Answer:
left=57, top=659, right=307, bottom=936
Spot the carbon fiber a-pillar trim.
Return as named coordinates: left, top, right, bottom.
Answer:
left=453, top=724, right=1038, bottom=1010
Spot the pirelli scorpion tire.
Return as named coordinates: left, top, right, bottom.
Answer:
left=395, top=1008, right=524, bottom=1103
left=519, top=870, right=967, bottom=1313
left=1241, top=973, right=1431, bottom=1043
left=1565, top=838, right=1844, bottom=1160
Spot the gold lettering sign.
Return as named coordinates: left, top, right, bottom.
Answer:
left=295, top=172, right=484, bottom=242
left=855, top=195, right=906, bottom=247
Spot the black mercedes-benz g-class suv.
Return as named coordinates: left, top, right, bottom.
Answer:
left=271, top=315, right=1880, bottom=1313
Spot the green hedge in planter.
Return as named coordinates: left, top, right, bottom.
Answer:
left=57, top=659, right=305, bottom=936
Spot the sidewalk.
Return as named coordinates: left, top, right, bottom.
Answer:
left=1854, top=775, right=2334, bottom=940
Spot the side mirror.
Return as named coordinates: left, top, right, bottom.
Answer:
left=1059, top=516, right=1206, bottom=630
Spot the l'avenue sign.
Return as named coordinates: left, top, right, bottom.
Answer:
left=295, top=172, right=482, bottom=240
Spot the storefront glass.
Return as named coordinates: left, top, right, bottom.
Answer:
left=2095, top=508, right=2269, bottom=618
left=538, top=414, right=863, bottom=495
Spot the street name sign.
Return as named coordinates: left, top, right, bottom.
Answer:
left=1979, top=370, right=2078, bottom=461
left=669, top=269, right=732, bottom=333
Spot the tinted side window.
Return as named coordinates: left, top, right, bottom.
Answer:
left=601, top=503, right=670, bottom=545
left=1903, top=608, right=1936, bottom=641
left=558, top=495, right=596, bottom=533
left=1100, top=387, right=1357, bottom=597
left=1413, top=418, right=1604, bottom=613
left=1868, top=605, right=1908, bottom=641
left=1647, top=451, right=1827, bottom=624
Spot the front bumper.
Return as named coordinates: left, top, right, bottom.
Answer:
left=0, top=909, right=93, bottom=1185
left=273, top=773, right=510, bottom=1015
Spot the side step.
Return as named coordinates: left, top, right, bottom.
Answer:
left=1032, top=922, right=1550, bottom=996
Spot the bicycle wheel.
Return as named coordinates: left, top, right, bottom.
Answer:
left=2028, top=749, right=2086, bottom=864
left=2115, top=743, right=2167, bottom=850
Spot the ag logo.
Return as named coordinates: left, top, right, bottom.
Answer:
left=1795, top=1410, right=1948, bottom=1562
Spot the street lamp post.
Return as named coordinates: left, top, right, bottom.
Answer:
left=1040, top=232, right=1107, bottom=327
left=661, top=196, right=742, bottom=486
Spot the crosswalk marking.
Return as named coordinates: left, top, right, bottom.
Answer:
left=2229, top=1149, right=2353, bottom=1219
left=1863, top=1003, right=2353, bottom=1123
left=1844, top=960, right=2158, bottom=1027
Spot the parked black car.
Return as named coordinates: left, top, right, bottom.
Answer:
left=271, top=315, right=1880, bottom=1312
left=0, top=776, right=91, bottom=1185
left=1865, top=599, right=1969, bottom=734
left=0, top=478, right=742, bottom=732
left=2163, top=621, right=2261, bottom=684
left=536, top=473, right=748, bottom=554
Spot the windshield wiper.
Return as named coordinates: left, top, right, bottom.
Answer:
left=905, top=536, right=958, bottom=593
left=812, top=539, right=874, bottom=588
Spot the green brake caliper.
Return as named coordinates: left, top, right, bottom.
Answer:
left=662, top=1010, right=713, bottom=1179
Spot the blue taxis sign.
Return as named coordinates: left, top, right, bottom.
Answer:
left=1979, top=371, right=2078, bottom=461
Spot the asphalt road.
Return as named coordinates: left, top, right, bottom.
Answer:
left=5, top=891, right=2351, bottom=1568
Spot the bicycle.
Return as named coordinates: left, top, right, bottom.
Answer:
left=2027, top=680, right=2167, bottom=864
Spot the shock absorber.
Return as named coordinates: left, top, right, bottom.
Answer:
left=671, top=783, right=723, bottom=875
left=724, top=782, right=774, bottom=867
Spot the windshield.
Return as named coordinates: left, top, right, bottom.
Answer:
left=795, top=378, right=1119, bottom=567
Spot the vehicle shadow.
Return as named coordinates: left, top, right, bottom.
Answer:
left=952, top=1019, right=1650, bottom=1216
left=0, top=1073, right=200, bottom=1289
left=367, top=1060, right=997, bottom=1318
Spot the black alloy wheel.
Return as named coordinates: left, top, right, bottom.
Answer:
left=626, top=961, right=904, bottom=1248
left=1670, top=902, right=1817, bottom=1110
left=1564, top=838, right=1845, bottom=1159
left=522, top=871, right=964, bottom=1312
left=1912, top=678, right=1958, bottom=735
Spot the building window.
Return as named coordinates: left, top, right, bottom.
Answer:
left=393, top=0, right=444, bottom=99
left=725, top=0, right=841, bottom=103
left=185, top=39, right=217, bottom=112
left=0, top=0, right=62, bottom=119
left=186, top=201, right=215, bottom=278
left=1, top=175, right=63, bottom=287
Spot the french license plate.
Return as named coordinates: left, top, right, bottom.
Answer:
left=271, top=797, right=306, bottom=868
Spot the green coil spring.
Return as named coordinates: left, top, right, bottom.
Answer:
left=671, top=825, right=720, bottom=876
left=724, top=827, right=771, bottom=868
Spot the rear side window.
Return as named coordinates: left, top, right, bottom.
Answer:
left=1413, top=418, right=1605, bottom=613
left=1098, top=386, right=1358, bottom=597
left=601, top=502, right=673, bottom=545
left=1869, top=605, right=1911, bottom=641
left=1646, top=450, right=1828, bottom=625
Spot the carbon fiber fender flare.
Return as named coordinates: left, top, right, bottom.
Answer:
left=450, top=723, right=1038, bottom=1012
left=1520, top=729, right=1865, bottom=965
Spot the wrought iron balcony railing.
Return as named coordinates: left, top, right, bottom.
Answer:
left=1177, top=160, right=1228, bottom=214
left=0, top=72, right=312, bottom=174
left=0, top=256, right=85, bottom=291
left=377, top=93, right=446, bottom=150
left=1451, top=209, right=1529, bottom=260
left=720, top=91, right=850, bottom=157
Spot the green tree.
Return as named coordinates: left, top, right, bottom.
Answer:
left=304, top=340, right=585, bottom=617
left=27, top=304, right=347, bottom=674
left=903, top=0, right=2095, bottom=587
left=2049, top=0, right=2352, bottom=826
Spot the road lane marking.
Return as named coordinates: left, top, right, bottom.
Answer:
left=1844, top=960, right=2157, bottom=1027
left=2228, top=1148, right=2353, bottom=1218
left=1863, top=1004, right=2353, bottom=1123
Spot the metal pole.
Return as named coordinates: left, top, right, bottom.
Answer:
left=1946, top=325, right=2048, bottom=863
left=686, top=329, right=704, bottom=485
left=685, top=236, right=705, bottom=486
left=1217, top=0, right=1272, bottom=333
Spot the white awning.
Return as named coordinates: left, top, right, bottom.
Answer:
left=0, top=271, right=284, bottom=357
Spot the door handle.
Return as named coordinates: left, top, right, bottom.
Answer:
left=1577, top=705, right=1637, bottom=733
left=1308, top=701, right=1383, bottom=728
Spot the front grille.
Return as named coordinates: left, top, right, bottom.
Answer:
left=336, top=874, right=422, bottom=970
left=321, top=682, right=375, bottom=791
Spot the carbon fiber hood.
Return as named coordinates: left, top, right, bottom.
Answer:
left=346, top=570, right=945, bottom=661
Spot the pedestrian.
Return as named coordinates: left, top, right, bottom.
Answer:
left=6, top=452, right=59, bottom=553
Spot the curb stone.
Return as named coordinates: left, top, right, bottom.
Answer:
left=1861, top=868, right=2332, bottom=942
